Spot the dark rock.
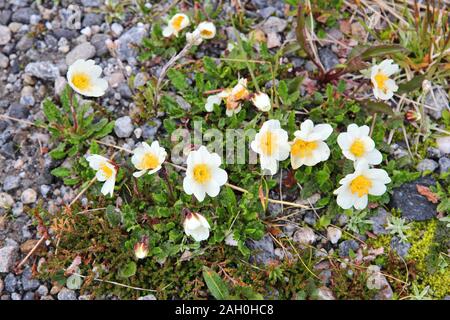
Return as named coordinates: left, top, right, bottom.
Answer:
left=257, top=7, right=276, bottom=19
left=0, top=9, right=12, bottom=25
left=427, top=147, right=441, bottom=159
left=246, top=234, right=276, bottom=265
left=16, top=35, right=34, bottom=51
left=338, top=240, right=359, bottom=257
left=8, top=102, right=29, bottom=119
left=91, top=33, right=110, bottom=56
left=21, top=267, right=40, bottom=291
left=319, top=47, right=339, bottom=71
left=3, top=175, right=20, bottom=191
left=52, top=29, right=79, bottom=40
left=370, top=208, right=391, bottom=235
left=11, top=7, right=37, bottom=24
left=390, top=237, right=410, bottom=258
left=141, top=119, right=161, bottom=139
left=416, top=159, right=438, bottom=172
left=116, top=25, right=147, bottom=65
left=4, top=273, right=17, bottom=293
left=23, top=291, right=35, bottom=300
left=82, top=13, right=104, bottom=27
left=0, top=142, right=15, bottom=158
left=390, top=176, right=437, bottom=221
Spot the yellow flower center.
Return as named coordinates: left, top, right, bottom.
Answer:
left=374, top=71, right=389, bottom=91
left=260, top=131, right=277, bottom=156
left=172, top=15, right=185, bottom=31
left=140, top=153, right=159, bottom=170
left=350, top=139, right=365, bottom=157
left=100, top=163, right=114, bottom=179
left=291, top=139, right=317, bottom=158
left=193, top=164, right=211, bottom=184
left=350, top=175, right=372, bottom=197
left=71, top=72, right=91, bottom=91
left=232, top=86, right=248, bottom=101
left=200, top=29, right=213, bottom=37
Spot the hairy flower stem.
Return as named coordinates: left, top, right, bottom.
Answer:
left=154, top=41, right=194, bottom=108
left=161, top=165, right=175, bottom=203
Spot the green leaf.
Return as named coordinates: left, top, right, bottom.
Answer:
left=49, top=143, right=67, bottom=160
left=51, top=167, right=71, bottom=178
left=202, top=267, right=230, bottom=300
left=397, top=74, right=426, bottom=94
left=106, top=205, right=121, bottom=227
left=203, top=56, right=219, bottom=76
left=360, top=45, right=407, bottom=60
left=93, top=121, right=115, bottom=138
left=167, top=69, right=188, bottom=91
left=118, top=261, right=137, bottom=278
left=43, top=99, right=61, bottom=123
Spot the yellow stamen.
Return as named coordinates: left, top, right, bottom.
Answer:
left=291, top=139, right=318, bottom=158
left=200, top=29, right=213, bottom=37
left=71, top=72, right=91, bottom=91
left=100, top=163, right=114, bottom=179
left=233, top=86, right=249, bottom=101
left=374, top=72, right=389, bottom=91
left=193, top=164, right=211, bottom=184
left=260, top=131, right=277, bottom=156
left=171, top=15, right=185, bottom=31
left=350, top=139, right=365, bottom=157
left=350, top=175, right=372, bottom=197
left=140, top=153, right=159, bottom=170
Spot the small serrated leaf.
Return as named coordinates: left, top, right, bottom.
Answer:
left=202, top=266, right=230, bottom=300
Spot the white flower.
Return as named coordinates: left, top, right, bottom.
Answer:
left=186, top=30, right=202, bottom=45
left=290, top=120, right=333, bottom=168
left=67, top=59, right=108, bottom=97
left=250, top=119, right=290, bottom=175
left=196, top=21, right=216, bottom=39
left=131, top=141, right=167, bottom=178
left=183, top=212, right=210, bottom=241
left=333, top=160, right=391, bottom=210
left=337, top=123, right=382, bottom=165
left=182, top=146, right=228, bottom=202
left=204, top=89, right=231, bottom=112
left=162, top=13, right=190, bottom=38
left=370, top=59, right=399, bottom=100
left=251, top=92, right=271, bottom=112
left=86, top=154, right=117, bottom=197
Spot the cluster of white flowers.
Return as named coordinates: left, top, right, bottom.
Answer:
left=64, top=38, right=397, bottom=251
left=205, top=78, right=271, bottom=116
left=250, top=120, right=391, bottom=210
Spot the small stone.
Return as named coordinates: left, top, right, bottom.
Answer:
left=40, top=295, right=54, bottom=300
left=107, top=72, right=124, bottom=88
left=370, top=208, right=391, bottom=235
left=246, top=234, right=276, bottom=266
left=23, top=291, right=35, bottom=300
left=173, top=95, right=191, bottom=111
left=391, top=176, right=437, bottom=221
left=116, top=25, right=147, bottom=65
left=326, top=226, right=342, bottom=244
left=438, top=157, right=450, bottom=174
left=3, top=175, right=20, bottom=191
left=316, top=287, right=335, bottom=300
left=338, top=240, right=359, bottom=257
left=427, top=147, right=441, bottom=159
left=0, top=25, right=11, bottom=45
left=319, top=47, right=339, bottom=71
left=416, top=159, right=438, bottom=172
left=141, top=119, right=161, bottom=139
left=114, top=116, right=134, bottom=138
left=21, top=188, right=37, bottom=204
left=82, top=13, right=104, bottom=27
left=0, top=192, right=14, bottom=209
left=4, top=273, right=17, bottom=292
left=36, top=285, right=48, bottom=296
left=137, top=294, right=157, bottom=300
left=133, top=128, right=142, bottom=139
left=0, top=246, right=18, bottom=273
left=11, top=292, right=21, bottom=300
left=390, top=237, right=410, bottom=258
left=424, top=87, right=448, bottom=120
left=293, top=227, right=317, bottom=245
left=11, top=7, right=37, bottom=24
left=20, top=239, right=46, bottom=255
left=65, top=43, right=96, bottom=66
left=0, top=52, right=9, bottom=68
left=91, top=33, right=110, bottom=56
left=21, top=267, right=40, bottom=291
left=261, top=16, right=287, bottom=33
left=8, top=102, right=29, bottom=119
left=266, top=32, right=281, bottom=48
left=25, top=61, right=60, bottom=80
left=57, top=288, right=77, bottom=300
left=111, top=23, right=123, bottom=37
left=257, top=7, right=276, bottom=19
left=16, top=34, right=33, bottom=51
left=81, top=0, right=101, bottom=6
left=54, top=77, right=67, bottom=96
left=436, top=136, right=450, bottom=154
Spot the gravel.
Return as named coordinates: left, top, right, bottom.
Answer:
left=0, top=246, right=18, bottom=273
left=114, top=116, right=134, bottom=138
left=20, top=188, right=37, bottom=204
left=416, top=159, right=438, bottom=172
left=57, top=288, right=77, bottom=300
left=25, top=61, right=60, bottom=80
left=65, top=42, right=96, bottom=66
left=246, top=234, right=276, bottom=266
